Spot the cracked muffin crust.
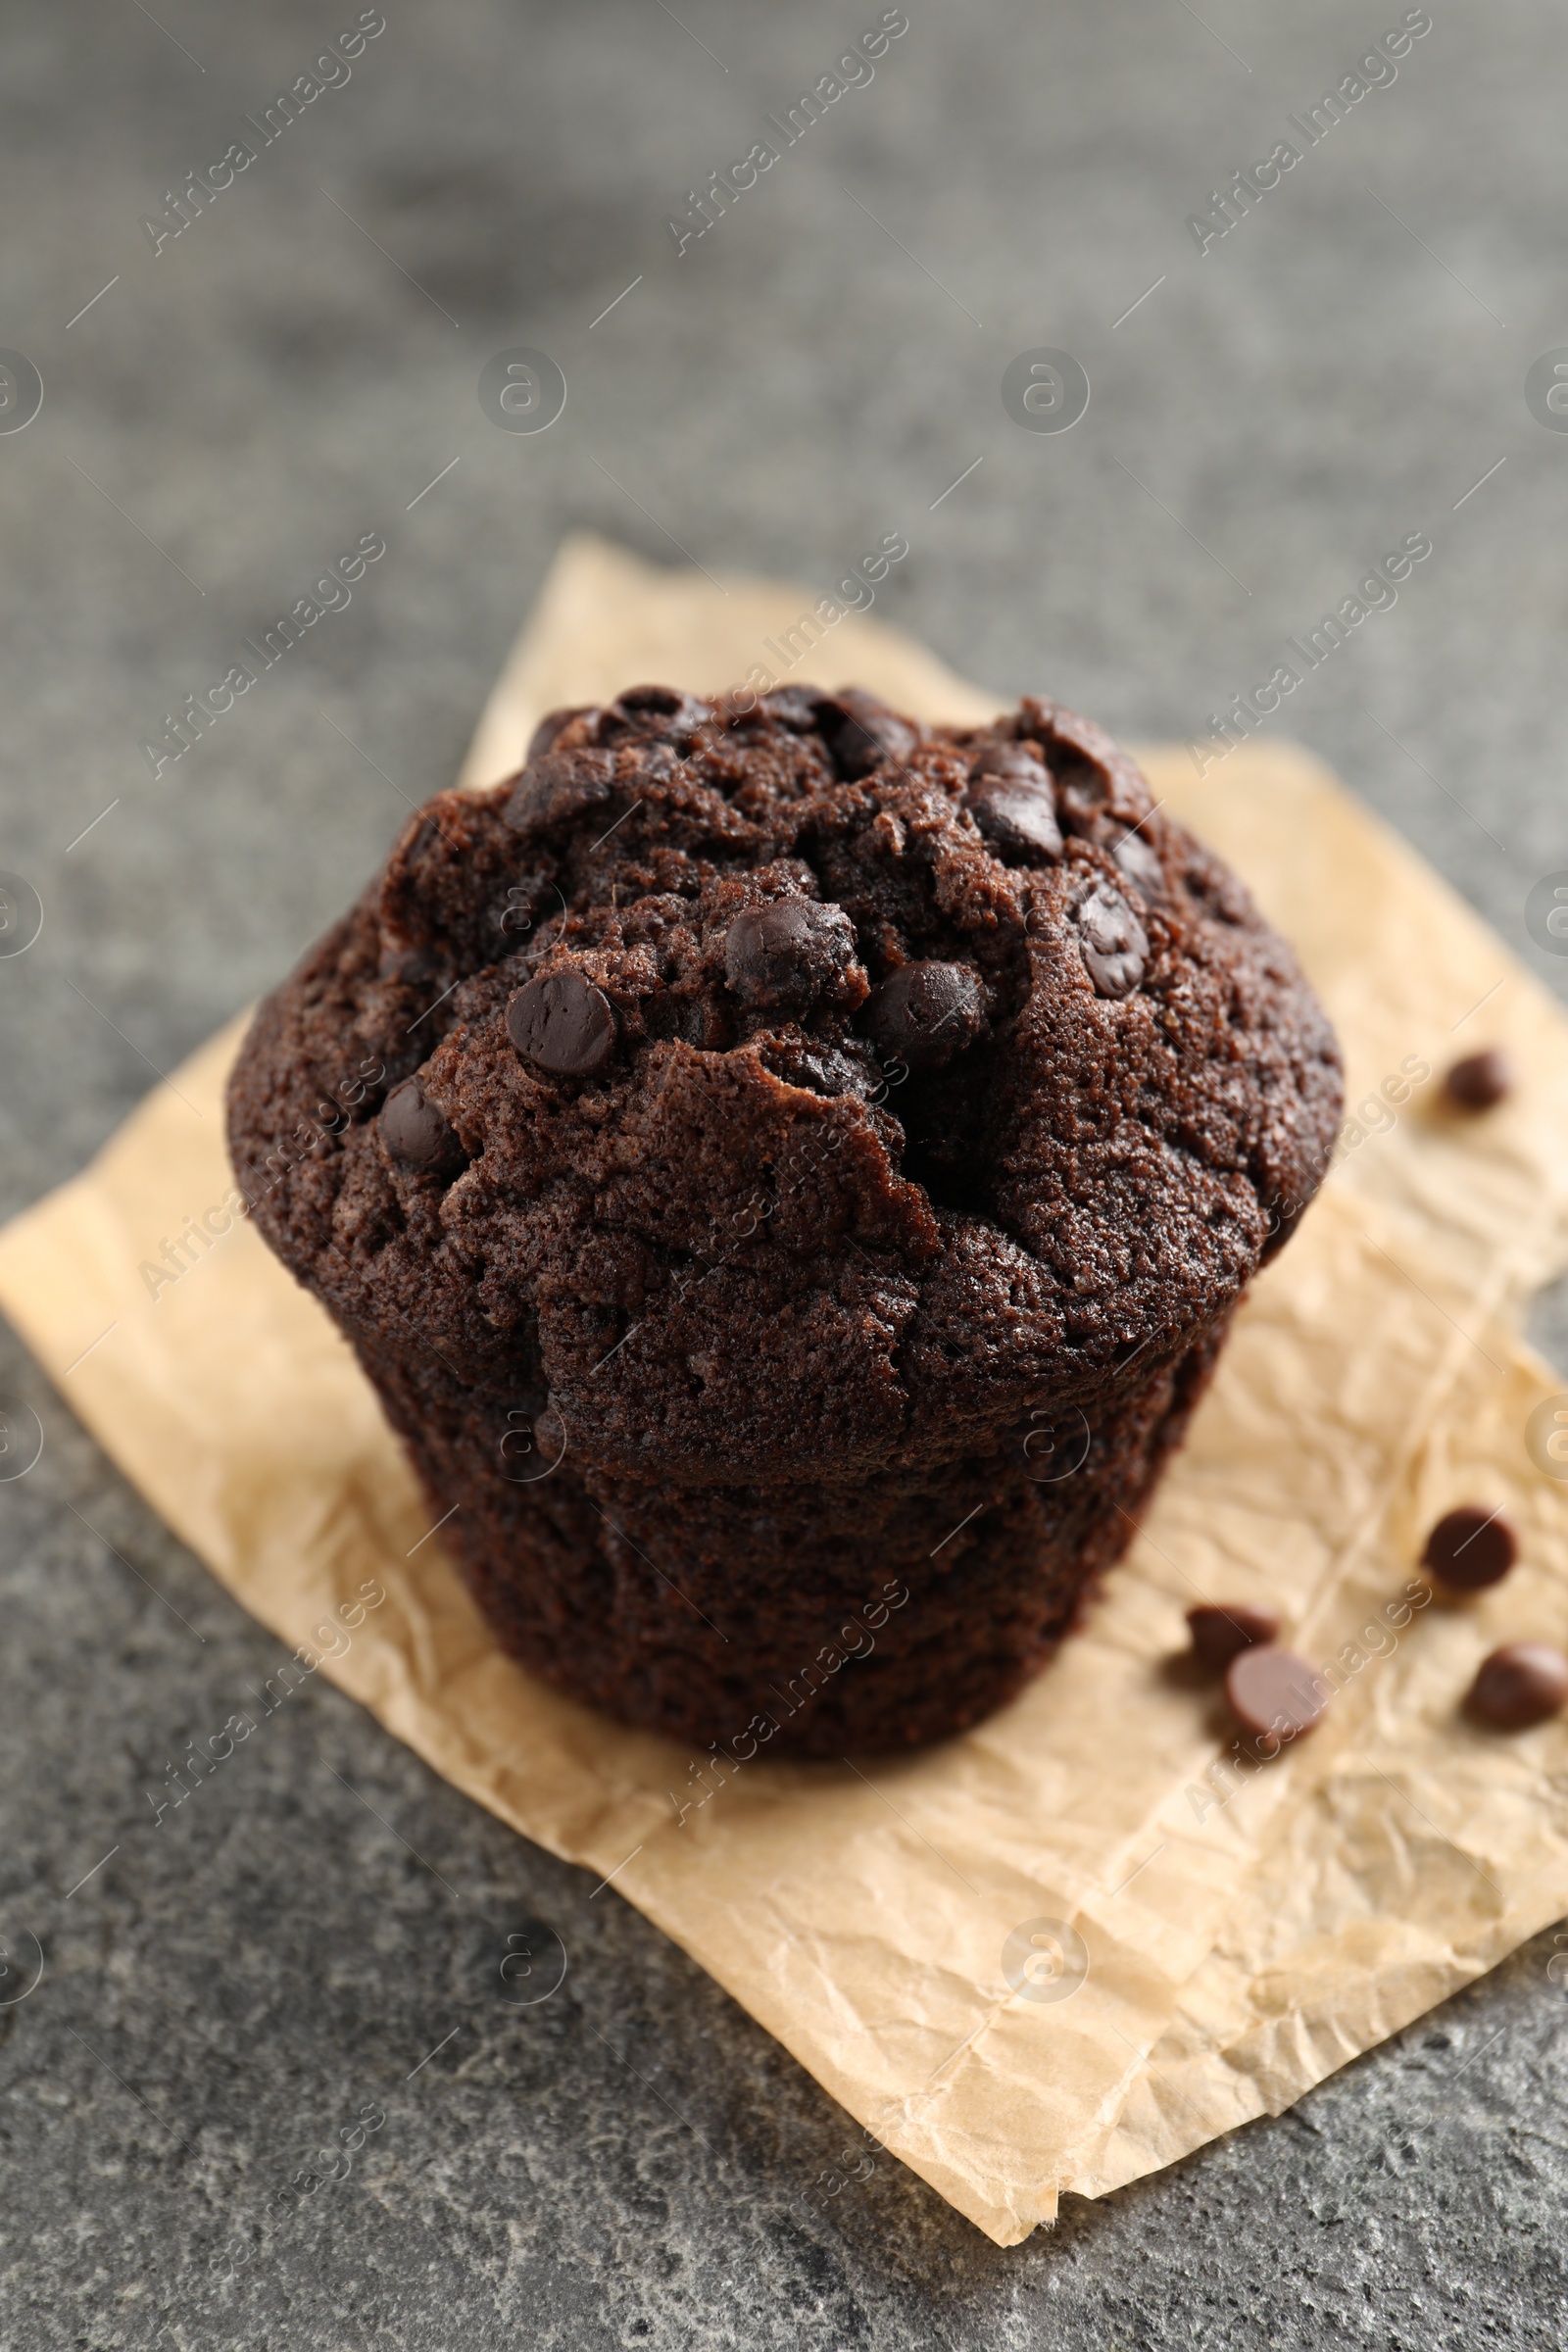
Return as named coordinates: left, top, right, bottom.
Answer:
left=228, top=683, right=1343, bottom=1752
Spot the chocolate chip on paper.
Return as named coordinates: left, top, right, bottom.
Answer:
left=1187, top=1602, right=1281, bottom=1671
left=1467, top=1642, right=1568, bottom=1729
left=1225, top=1644, right=1330, bottom=1743
left=1444, top=1049, right=1515, bottom=1110
left=1421, top=1504, right=1517, bottom=1592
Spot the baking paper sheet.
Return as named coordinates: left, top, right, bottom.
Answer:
left=3, top=534, right=1567, bottom=2243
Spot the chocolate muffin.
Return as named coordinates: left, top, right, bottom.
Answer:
left=227, top=685, right=1342, bottom=1754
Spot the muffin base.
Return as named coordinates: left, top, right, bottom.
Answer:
left=358, top=1314, right=1233, bottom=1755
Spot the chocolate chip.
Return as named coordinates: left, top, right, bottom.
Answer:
left=865, top=960, right=987, bottom=1072
left=817, top=689, right=919, bottom=779
left=1444, top=1049, right=1514, bottom=1110
left=966, top=745, right=1063, bottom=864
left=1421, top=1504, right=1517, bottom=1592
left=505, top=749, right=616, bottom=834
left=1187, top=1603, right=1282, bottom=1671
left=760, top=1039, right=874, bottom=1099
left=380, top=1078, right=467, bottom=1177
left=759, top=686, right=822, bottom=732
left=1110, top=827, right=1165, bottom=904
left=724, top=899, right=857, bottom=1009
left=525, top=707, right=591, bottom=760
left=506, top=971, right=618, bottom=1075
left=1225, top=1645, right=1330, bottom=1742
left=1076, top=883, right=1148, bottom=999
left=1467, top=1642, right=1568, bottom=1729
left=618, top=683, right=701, bottom=716
left=1053, top=747, right=1114, bottom=832
left=973, top=743, right=1051, bottom=789
left=611, top=684, right=711, bottom=740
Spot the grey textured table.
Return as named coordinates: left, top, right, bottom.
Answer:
left=3, top=2, right=1567, bottom=2344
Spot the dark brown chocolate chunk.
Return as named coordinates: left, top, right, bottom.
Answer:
left=864, top=960, right=987, bottom=1072
left=380, top=1077, right=466, bottom=1178
left=507, top=970, right=617, bottom=1075
left=616, top=684, right=710, bottom=727
left=505, top=748, right=616, bottom=835
left=817, top=688, right=919, bottom=779
left=1076, top=883, right=1148, bottom=999
left=525, top=707, right=589, bottom=760
left=759, top=686, right=821, bottom=732
left=1187, top=1602, right=1282, bottom=1671
left=972, top=743, right=1053, bottom=790
left=1053, top=758, right=1116, bottom=838
left=618, top=684, right=684, bottom=710
left=1444, top=1049, right=1515, bottom=1111
left=1467, top=1642, right=1568, bottom=1729
left=966, top=744, right=1063, bottom=864
left=1225, top=1644, right=1330, bottom=1741
left=1110, top=826, right=1165, bottom=904
left=760, top=1039, right=875, bottom=1099
left=1421, top=1504, right=1517, bottom=1592
left=724, top=899, right=857, bottom=1009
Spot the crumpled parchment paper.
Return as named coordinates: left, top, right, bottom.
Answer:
left=3, top=533, right=1566, bottom=2244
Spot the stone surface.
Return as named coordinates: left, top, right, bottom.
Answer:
left=2, top=0, right=1566, bottom=2344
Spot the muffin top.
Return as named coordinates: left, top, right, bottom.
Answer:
left=227, top=685, right=1343, bottom=1482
